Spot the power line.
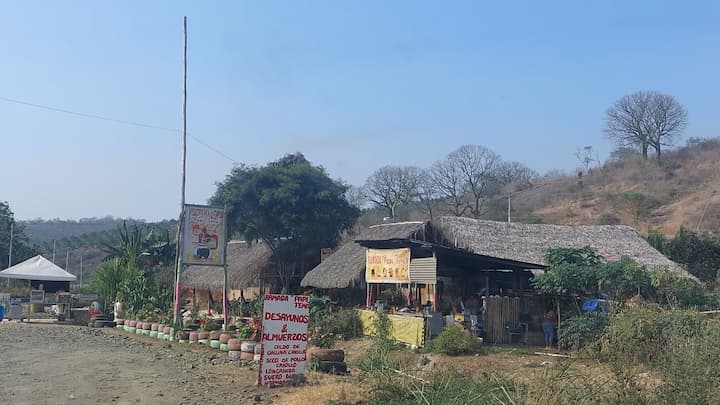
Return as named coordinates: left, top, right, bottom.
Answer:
left=0, top=95, right=238, bottom=164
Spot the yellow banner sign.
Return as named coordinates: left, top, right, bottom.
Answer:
left=365, top=248, right=410, bottom=283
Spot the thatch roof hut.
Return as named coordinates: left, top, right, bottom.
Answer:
left=438, top=216, right=684, bottom=273
left=182, top=241, right=272, bottom=291
left=300, top=221, right=427, bottom=289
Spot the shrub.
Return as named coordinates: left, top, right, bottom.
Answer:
left=559, top=312, right=608, bottom=351
left=427, top=325, right=474, bottom=356
left=331, top=309, right=362, bottom=338
left=651, top=271, right=706, bottom=309
left=363, top=368, right=521, bottom=405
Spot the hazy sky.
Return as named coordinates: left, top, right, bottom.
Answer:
left=1, top=1, right=719, bottom=221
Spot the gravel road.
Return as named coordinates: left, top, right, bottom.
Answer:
left=0, top=322, right=276, bottom=405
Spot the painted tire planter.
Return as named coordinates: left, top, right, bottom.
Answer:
left=116, top=319, right=125, bottom=326
left=198, top=339, right=209, bottom=345
left=164, top=326, right=172, bottom=335
left=306, top=348, right=345, bottom=363
left=254, top=344, right=262, bottom=354
left=179, top=332, right=190, bottom=341
left=316, top=361, right=348, bottom=375
left=179, top=339, right=189, bottom=344
left=127, top=326, right=137, bottom=333
left=219, top=333, right=232, bottom=344
left=227, top=339, right=242, bottom=352
left=253, top=354, right=261, bottom=362
left=127, top=320, right=137, bottom=328
left=240, top=341, right=256, bottom=353
left=208, top=331, right=221, bottom=340
left=151, top=323, right=159, bottom=332
left=210, top=340, right=221, bottom=349
left=220, top=343, right=229, bottom=352
left=189, top=332, right=199, bottom=342
left=228, top=351, right=241, bottom=361
left=149, top=331, right=158, bottom=338
left=197, top=332, right=210, bottom=340
left=240, top=351, right=254, bottom=361
left=143, top=323, right=152, bottom=330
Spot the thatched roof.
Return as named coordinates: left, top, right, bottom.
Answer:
left=438, top=216, right=684, bottom=273
left=182, top=241, right=272, bottom=290
left=300, top=221, right=427, bottom=289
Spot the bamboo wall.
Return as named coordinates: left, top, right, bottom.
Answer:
left=485, top=296, right=521, bottom=344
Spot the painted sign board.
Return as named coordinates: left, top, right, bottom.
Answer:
left=365, top=248, right=411, bottom=283
left=258, top=294, right=310, bottom=387
left=182, top=204, right=226, bottom=266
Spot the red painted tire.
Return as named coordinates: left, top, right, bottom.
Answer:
left=127, top=320, right=137, bottom=327
left=208, top=330, right=221, bottom=340
left=219, top=333, right=232, bottom=344
left=143, top=322, right=152, bottom=330
left=227, top=341, right=242, bottom=351
left=179, top=331, right=190, bottom=340
left=198, top=332, right=210, bottom=340
left=307, top=348, right=345, bottom=363
left=227, top=338, right=240, bottom=346
left=164, top=326, right=172, bottom=334
left=240, top=351, right=254, bottom=361
left=189, top=332, right=199, bottom=341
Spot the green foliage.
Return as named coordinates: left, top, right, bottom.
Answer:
left=359, top=368, right=521, bottom=405
left=601, top=308, right=704, bottom=363
left=236, top=323, right=254, bottom=339
left=371, top=310, right=393, bottom=340
left=534, top=247, right=655, bottom=304
left=559, top=312, right=608, bottom=351
left=378, top=288, right=405, bottom=306
left=650, top=271, right=706, bottom=309
left=211, top=153, right=359, bottom=292
left=664, top=228, right=720, bottom=283
left=92, top=258, right=127, bottom=308
left=427, top=325, right=475, bottom=355
left=0, top=201, right=36, bottom=271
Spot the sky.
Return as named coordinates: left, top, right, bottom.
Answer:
left=1, top=1, right=719, bottom=221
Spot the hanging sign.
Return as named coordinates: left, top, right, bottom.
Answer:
left=365, top=248, right=411, bottom=283
left=182, top=204, right=226, bottom=266
left=258, top=294, right=310, bottom=387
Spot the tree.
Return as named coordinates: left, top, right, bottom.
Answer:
left=412, top=168, right=440, bottom=220
left=604, top=91, right=687, bottom=163
left=431, top=157, right=468, bottom=217
left=574, top=146, right=598, bottom=172
left=364, top=166, right=420, bottom=219
left=494, top=160, right=538, bottom=191
left=448, top=145, right=500, bottom=218
left=0, top=201, right=35, bottom=270
left=345, top=185, right=367, bottom=210
left=211, top=153, right=359, bottom=292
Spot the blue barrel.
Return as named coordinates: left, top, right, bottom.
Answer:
left=0, top=305, right=4, bottom=321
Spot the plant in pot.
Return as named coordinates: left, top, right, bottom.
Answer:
left=307, top=295, right=347, bottom=374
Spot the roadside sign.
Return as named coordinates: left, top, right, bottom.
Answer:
left=258, top=294, right=310, bottom=387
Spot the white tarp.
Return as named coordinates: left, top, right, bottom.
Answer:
left=0, top=255, right=77, bottom=281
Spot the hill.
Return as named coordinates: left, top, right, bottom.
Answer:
left=356, top=138, right=720, bottom=237
left=18, top=218, right=177, bottom=283
left=510, top=138, right=720, bottom=235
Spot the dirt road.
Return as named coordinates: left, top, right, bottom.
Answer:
left=0, top=322, right=276, bottom=405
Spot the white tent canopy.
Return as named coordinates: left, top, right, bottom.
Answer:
left=0, top=255, right=77, bottom=282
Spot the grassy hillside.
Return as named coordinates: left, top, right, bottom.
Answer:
left=511, top=138, right=720, bottom=235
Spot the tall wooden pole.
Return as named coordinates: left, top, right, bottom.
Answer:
left=80, top=255, right=83, bottom=287
left=173, top=16, right=189, bottom=328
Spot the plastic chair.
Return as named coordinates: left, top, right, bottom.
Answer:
left=505, top=321, right=526, bottom=344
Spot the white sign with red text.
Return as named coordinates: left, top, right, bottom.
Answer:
left=258, top=294, right=310, bottom=387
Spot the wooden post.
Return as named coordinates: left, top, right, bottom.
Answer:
left=484, top=274, right=490, bottom=321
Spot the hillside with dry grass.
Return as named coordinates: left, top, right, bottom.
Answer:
left=509, top=138, right=720, bottom=236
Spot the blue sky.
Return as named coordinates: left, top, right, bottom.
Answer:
left=1, top=1, right=719, bottom=220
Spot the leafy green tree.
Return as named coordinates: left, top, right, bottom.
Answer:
left=211, top=153, right=359, bottom=292
left=664, top=228, right=720, bottom=283
left=0, top=201, right=36, bottom=269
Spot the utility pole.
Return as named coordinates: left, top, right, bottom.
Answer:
left=52, top=240, right=56, bottom=263
left=173, top=16, right=189, bottom=328
left=507, top=194, right=511, bottom=223
left=8, top=222, right=13, bottom=268
left=80, top=255, right=83, bottom=287
left=65, top=251, right=69, bottom=270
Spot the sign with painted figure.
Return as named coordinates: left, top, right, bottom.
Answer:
left=182, top=204, right=226, bottom=266
left=365, top=248, right=411, bottom=283
left=258, top=294, right=310, bottom=387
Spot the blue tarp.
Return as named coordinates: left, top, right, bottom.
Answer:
left=582, top=299, right=599, bottom=312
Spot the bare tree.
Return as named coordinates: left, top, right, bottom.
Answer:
left=494, top=160, right=539, bottom=191
left=431, top=157, right=468, bottom=217
left=450, top=145, right=501, bottom=218
left=412, top=168, right=439, bottom=220
left=364, top=166, right=419, bottom=219
left=574, top=146, right=597, bottom=172
left=604, top=91, right=687, bottom=163
left=345, top=185, right=367, bottom=210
